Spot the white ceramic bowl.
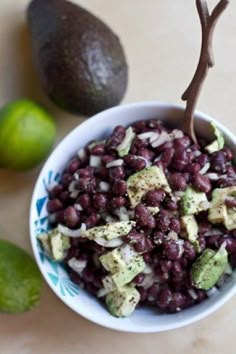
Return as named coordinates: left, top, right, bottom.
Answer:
left=30, top=101, right=236, bottom=333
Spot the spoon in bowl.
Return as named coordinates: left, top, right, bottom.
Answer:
left=181, top=0, right=230, bottom=144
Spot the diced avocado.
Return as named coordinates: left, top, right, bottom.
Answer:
left=205, top=122, right=224, bottom=154
left=127, top=166, right=171, bottom=207
left=208, top=187, right=236, bottom=230
left=83, top=221, right=136, bottom=241
left=191, top=244, right=228, bottom=290
left=181, top=187, right=209, bottom=215
left=105, top=285, right=140, bottom=317
left=102, top=255, right=145, bottom=289
left=147, top=206, right=160, bottom=215
left=38, top=229, right=70, bottom=261
left=112, top=255, right=145, bottom=288
left=117, top=127, right=135, bottom=157
left=99, top=244, right=136, bottom=273
left=100, top=249, right=127, bottom=273
left=225, top=208, right=236, bottom=231
left=37, top=233, right=51, bottom=255
left=50, top=233, right=67, bottom=261
left=181, top=215, right=200, bottom=252
left=102, top=275, right=116, bottom=291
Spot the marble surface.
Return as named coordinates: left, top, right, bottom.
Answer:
left=0, top=0, right=236, bottom=353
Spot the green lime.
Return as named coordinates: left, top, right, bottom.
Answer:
left=0, top=239, right=43, bottom=314
left=0, top=99, right=56, bottom=170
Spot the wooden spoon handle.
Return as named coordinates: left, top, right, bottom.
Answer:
left=181, top=0, right=230, bottom=144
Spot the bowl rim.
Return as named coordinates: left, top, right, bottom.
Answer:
left=29, top=100, right=236, bottom=333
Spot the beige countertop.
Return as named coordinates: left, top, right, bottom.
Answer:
left=0, top=0, right=236, bottom=353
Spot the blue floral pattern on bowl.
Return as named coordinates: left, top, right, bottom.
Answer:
left=34, top=170, right=79, bottom=298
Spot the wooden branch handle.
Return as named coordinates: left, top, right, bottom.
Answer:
left=181, top=0, right=230, bottom=144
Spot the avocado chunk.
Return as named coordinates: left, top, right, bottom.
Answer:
left=27, top=0, right=128, bottom=116
left=127, top=166, right=171, bottom=207
left=38, top=229, right=70, bottom=261
left=181, top=215, right=200, bottom=252
left=181, top=187, right=209, bottom=215
left=100, top=249, right=127, bottom=274
left=191, top=243, right=228, bottom=290
left=102, top=252, right=145, bottom=290
left=117, top=127, right=135, bottom=157
left=99, top=244, right=136, bottom=273
left=83, top=221, right=136, bottom=241
left=208, top=187, right=236, bottom=230
left=105, top=285, right=140, bottom=317
left=109, top=256, right=145, bottom=289
left=205, top=122, right=225, bottom=154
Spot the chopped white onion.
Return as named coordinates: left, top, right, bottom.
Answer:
left=207, top=287, right=219, bottom=297
left=48, top=213, right=56, bottom=223
left=70, top=191, right=79, bottom=199
left=47, top=181, right=59, bottom=192
left=188, top=289, right=198, bottom=300
left=77, top=148, right=86, bottom=160
left=113, top=207, right=130, bottom=221
left=150, top=133, right=160, bottom=143
left=73, top=172, right=79, bottom=180
left=143, top=265, right=153, bottom=274
left=206, top=173, right=219, bottom=180
left=106, top=159, right=124, bottom=168
left=97, top=288, right=110, bottom=298
left=74, top=203, right=83, bottom=211
left=68, top=258, right=87, bottom=275
left=199, top=162, right=210, bottom=175
left=167, top=231, right=178, bottom=241
left=173, top=191, right=184, bottom=201
left=58, top=223, right=86, bottom=237
left=69, top=180, right=78, bottom=192
left=134, top=155, right=151, bottom=168
left=90, top=155, right=102, bottom=168
left=170, top=129, right=184, bottom=140
left=151, top=131, right=171, bottom=148
left=219, top=174, right=229, bottom=179
left=204, top=229, right=223, bottom=237
left=99, top=181, right=110, bottom=192
left=117, top=127, right=135, bottom=154
left=219, top=241, right=227, bottom=253
left=153, top=155, right=162, bottom=163
left=177, top=239, right=185, bottom=258
left=120, top=244, right=136, bottom=264
left=95, top=237, right=123, bottom=248
left=193, top=150, right=202, bottom=157
left=141, top=274, right=155, bottom=289
left=101, top=213, right=117, bottom=223
left=138, top=132, right=159, bottom=140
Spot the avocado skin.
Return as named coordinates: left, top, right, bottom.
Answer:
left=27, top=0, right=128, bottom=116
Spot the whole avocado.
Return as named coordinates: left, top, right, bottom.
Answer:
left=27, top=0, right=128, bottom=116
left=0, top=239, right=42, bottom=313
